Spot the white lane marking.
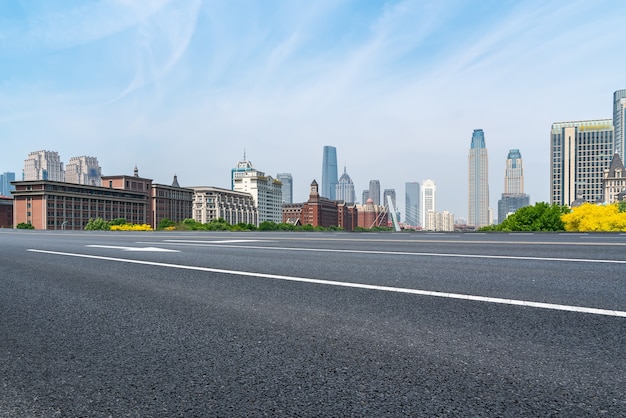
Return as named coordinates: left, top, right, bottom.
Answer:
left=86, top=245, right=179, bottom=253
left=149, top=241, right=626, bottom=264
left=27, top=249, right=626, bottom=318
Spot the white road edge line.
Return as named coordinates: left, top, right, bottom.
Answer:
left=28, top=249, right=626, bottom=318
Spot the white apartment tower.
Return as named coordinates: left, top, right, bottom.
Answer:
left=231, top=157, right=282, bottom=225
left=421, top=179, right=436, bottom=228
left=65, top=156, right=102, bottom=186
left=23, top=150, right=65, bottom=182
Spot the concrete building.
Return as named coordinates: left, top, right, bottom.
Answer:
left=0, top=196, right=13, bottom=228
left=0, top=172, right=16, bottom=197
left=468, top=129, right=490, bottom=228
left=232, top=157, right=282, bottom=224
left=276, top=173, right=293, bottom=204
left=425, top=210, right=455, bottom=232
left=498, top=149, right=530, bottom=223
left=368, top=180, right=381, bottom=206
left=421, top=179, right=436, bottom=227
left=192, top=186, right=257, bottom=225
left=65, top=156, right=102, bottom=186
left=24, top=150, right=65, bottom=182
left=362, top=190, right=369, bottom=204
left=321, top=146, right=338, bottom=200
left=336, top=167, right=356, bottom=204
left=550, top=119, right=614, bottom=206
left=614, top=89, right=626, bottom=160
left=404, top=182, right=421, bottom=227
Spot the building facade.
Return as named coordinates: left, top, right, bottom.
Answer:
left=24, top=150, right=65, bottom=182
left=0, top=172, right=16, bottom=196
left=356, top=199, right=387, bottom=229
left=603, top=153, right=626, bottom=204
left=421, top=179, right=436, bottom=227
left=192, top=186, right=257, bottom=225
left=152, top=175, right=193, bottom=227
left=321, top=146, right=338, bottom=200
left=232, top=158, right=282, bottom=224
left=404, top=182, right=421, bottom=227
left=0, top=196, right=13, bottom=227
left=65, top=156, right=102, bottom=186
left=498, top=149, right=530, bottom=223
left=550, top=119, right=614, bottom=206
left=468, top=129, right=490, bottom=228
left=276, top=173, right=293, bottom=204
left=299, top=180, right=355, bottom=230
left=368, top=180, right=381, bottom=205
left=336, top=167, right=356, bottom=204
left=614, top=89, right=626, bottom=160
left=425, top=210, right=454, bottom=232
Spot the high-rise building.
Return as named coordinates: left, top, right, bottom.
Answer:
left=232, top=157, right=282, bottom=224
left=65, top=156, right=102, bottom=186
left=362, top=190, right=369, bottom=204
left=276, top=173, right=293, bottom=204
left=321, top=146, right=338, bottom=200
left=383, top=189, right=396, bottom=209
left=498, top=149, right=530, bottom=223
left=421, top=179, right=436, bottom=228
left=336, top=167, right=356, bottom=204
left=613, top=89, right=626, bottom=160
left=369, top=180, right=381, bottom=205
left=24, top=150, right=65, bottom=182
left=468, top=129, right=490, bottom=228
left=550, top=119, right=613, bottom=206
left=0, top=172, right=16, bottom=196
left=404, top=182, right=421, bottom=227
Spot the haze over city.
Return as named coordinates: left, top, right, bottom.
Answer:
left=1, top=1, right=625, bottom=219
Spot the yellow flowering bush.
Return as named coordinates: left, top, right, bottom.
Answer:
left=562, top=203, right=626, bottom=232
left=110, top=223, right=153, bottom=231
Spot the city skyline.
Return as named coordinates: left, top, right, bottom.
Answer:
left=1, top=2, right=626, bottom=219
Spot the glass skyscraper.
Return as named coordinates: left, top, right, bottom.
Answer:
left=368, top=180, right=381, bottom=205
left=614, top=89, right=626, bottom=160
left=0, top=172, right=16, bottom=196
left=276, top=173, right=293, bottom=204
left=321, top=146, right=338, bottom=200
left=468, top=129, right=490, bottom=228
left=404, top=182, right=420, bottom=227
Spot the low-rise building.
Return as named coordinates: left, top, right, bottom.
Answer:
left=0, top=196, right=13, bottom=228
left=192, top=186, right=257, bottom=225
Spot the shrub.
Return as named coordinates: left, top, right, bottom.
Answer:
left=16, top=222, right=34, bottom=229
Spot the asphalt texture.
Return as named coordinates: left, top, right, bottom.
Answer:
left=1, top=230, right=625, bottom=416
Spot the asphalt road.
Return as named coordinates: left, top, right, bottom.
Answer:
left=1, top=230, right=625, bottom=416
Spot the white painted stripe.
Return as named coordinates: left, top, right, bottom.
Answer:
left=27, top=249, right=626, bottom=318
left=152, top=241, right=626, bottom=264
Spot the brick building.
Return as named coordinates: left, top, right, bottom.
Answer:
left=284, top=180, right=356, bottom=230
left=0, top=196, right=13, bottom=228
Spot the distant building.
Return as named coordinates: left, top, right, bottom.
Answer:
left=0, top=196, right=13, bottom=228
left=152, top=175, right=193, bottom=227
left=498, top=149, right=530, bottom=222
left=404, top=182, right=421, bottom=227
left=65, top=156, right=102, bottom=186
left=336, top=167, right=356, bottom=204
left=421, top=179, right=436, bottom=227
left=192, top=186, right=257, bottom=225
left=468, top=129, right=490, bottom=228
left=231, top=157, right=282, bottom=224
left=276, top=173, right=293, bottom=204
left=355, top=198, right=387, bottom=229
left=0, top=172, right=16, bottom=196
left=298, top=180, right=355, bottom=230
left=24, top=150, right=65, bottom=182
left=424, top=210, right=455, bottom=232
left=603, top=153, right=626, bottom=204
left=550, top=119, right=613, bottom=206
left=614, top=89, right=626, bottom=160
left=369, top=180, right=381, bottom=205
left=362, top=190, right=369, bottom=204
left=321, top=146, right=338, bottom=200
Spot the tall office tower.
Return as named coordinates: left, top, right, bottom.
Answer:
left=0, top=172, right=16, bottom=196
left=321, top=146, right=338, bottom=200
left=276, top=173, right=293, bottom=204
left=232, top=156, right=282, bottom=224
left=336, top=167, right=356, bottom=203
left=23, top=150, right=65, bottom=181
left=498, top=149, right=529, bottom=223
left=614, top=89, right=626, bottom=160
left=550, top=119, right=613, bottom=206
left=468, top=129, right=490, bottom=228
left=369, top=180, right=381, bottom=205
left=383, top=189, right=396, bottom=209
left=362, top=190, right=369, bottom=204
left=404, top=181, right=421, bottom=227
left=421, top=179, right=436, bottom=227
left=65, top=156, right=102, bottom=186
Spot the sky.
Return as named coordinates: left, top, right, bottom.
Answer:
left=1, top=0, right=625, bottom=221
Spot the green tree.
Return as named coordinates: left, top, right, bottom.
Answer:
left=158, top=218, right=175, bottom=230
left=484, top=202, right=569, bottom=232
left=16, top=222, right=34, bottom=229
left=84, top=218, right=110, bottom=230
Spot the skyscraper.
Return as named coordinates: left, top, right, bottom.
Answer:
left=550, top=119, right=614, bottom=206
left=0, top=172, right=16, bottom=196
left=421, top=179, right=436, bottom=228
left=468, top=129, right=490, bottom=228
left=362, top=190, right=369, bottom=204
left=383, top=189, right=396, bottom=209
left=614, top=89, right=626, bottom=160
left=23, top=150, right=65, bottom=182
left=65, top=156, right=102, bottom=186
left=276, top=173, right=293, bottom=204
left=336, top=167, right=356, bottom=204
left=368, top=180, right=381, bottom=205
left=498, top=149, right=530, bottom=223
left=404, top=182, right=421, bottom=227
left=321, top=146, right=338, bottom=200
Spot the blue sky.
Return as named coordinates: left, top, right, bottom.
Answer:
left=1, top=0, right=625, bottom=221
